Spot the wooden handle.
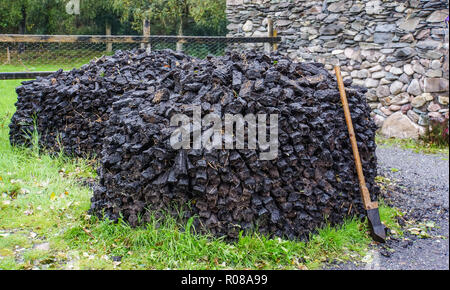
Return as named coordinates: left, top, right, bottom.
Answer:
left=334, top=66, right=377, bottom=210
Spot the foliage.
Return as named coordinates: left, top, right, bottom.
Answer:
left=0, top=0, right=30, bottom=33
left=112, top=0, right=227, bottom=35
left=376, top=134, right=449, bottom=155
left=0, top=0, right=118, bottom=34
left=0, top=0, right=227, bottom=36
left=421, top=116, right=449, bottom=147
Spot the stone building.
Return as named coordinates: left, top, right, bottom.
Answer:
left=226, top=0, right=449, bottom=138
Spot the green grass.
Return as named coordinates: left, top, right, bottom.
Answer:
left=0, top=49, right=110, bottom=73
left=376, top=134, right=449, bottom=155
left=0, top=43, right=228, bottom=73
left=0, top=63, right=87, bottom=73
left=0, top=77, right=402, bottom=270
left=0, top=57, right=95, bottom=73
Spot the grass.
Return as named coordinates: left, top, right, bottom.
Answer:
left=0, top=76, right=402, bottom=270
left=376, top=134, right=449, bottom=156
left=0, top=43, right=228, bottom=73
left=0, top=58, right=96, bottom=73
left=0, top=49, right=110, bottom=73
left=0, top=63, right=88, bottom=73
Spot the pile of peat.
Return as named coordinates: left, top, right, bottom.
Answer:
left=10, top=49, right=379, bottom=239
left=9, top=49, right=192, bottom=156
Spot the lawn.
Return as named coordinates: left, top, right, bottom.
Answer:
left=0, top=43, right=228, bottom=73
left=0, top=63, right=88, bottom=73
left=0, top=48, right=110, bottom=73
left=0, top=77, right=402, bottom=270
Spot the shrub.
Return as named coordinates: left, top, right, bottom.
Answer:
left=422, top=114, right=449, bottom=147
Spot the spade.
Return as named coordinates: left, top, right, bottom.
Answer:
left=335, top=65, right=387, bottom=243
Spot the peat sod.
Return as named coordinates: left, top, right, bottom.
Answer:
left=9, top=49, right=379, bottom=239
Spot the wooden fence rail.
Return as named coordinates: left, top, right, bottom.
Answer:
left=0, top=34, right=281, bottom=44
left=0, top=34, right=281, bottom=80
left=0, top=72, right=54, bottom=80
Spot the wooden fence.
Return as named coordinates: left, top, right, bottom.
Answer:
left=0, top=34, right=280, bottom=80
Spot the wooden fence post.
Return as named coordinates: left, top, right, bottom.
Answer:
left=176, top=38, right=184, bottom=52
left=176, top=24, right=184, bottom=52
left=142, top=18, right=151, bottom=52
left=6, top=47, right=11, bottom=64
left=272, top=29, right=278, bottom=51
left=265, top=17, right=274, bottom=54
left=106, top=22, right=112, bottom=53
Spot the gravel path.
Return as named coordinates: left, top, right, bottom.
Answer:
left=329, top=146, right=449, bottom=270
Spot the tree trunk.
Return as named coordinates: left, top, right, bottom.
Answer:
left=18, top=5, right=26, bottom=54
left=176, top=17, right=184, bottom=52
left=106, top=21, right=112, bottom=53
left=141, top=18, right=151, bottom=52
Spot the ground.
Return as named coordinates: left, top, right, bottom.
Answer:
left=329, top=147, right=449, bottom=270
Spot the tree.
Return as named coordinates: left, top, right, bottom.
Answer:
left=112, top=0, right=227, bottom=35
left=188, top=0, right=227, bottom=35
left=0, top=0, right=130, bottom=35
left=0, top=0, right=227, bottom=35
left=0, top=0, right=77, bottom=34
left=77, top=0, right=130, bottom=35
left=0, top=0, right=32, bottom=34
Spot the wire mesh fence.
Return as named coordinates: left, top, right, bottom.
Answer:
left=0, top=35, right=280, bottom=75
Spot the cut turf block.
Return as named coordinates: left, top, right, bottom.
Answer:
left=10, top=49, right=379, bottom=240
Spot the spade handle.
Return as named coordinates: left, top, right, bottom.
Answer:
left=334, top=66, right=378, bottom=210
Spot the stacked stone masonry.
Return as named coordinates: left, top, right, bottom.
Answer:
left=226, top=0, right=449, bottom=138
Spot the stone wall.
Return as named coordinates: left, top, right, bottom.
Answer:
left=226, top=0, right=449, bottom=138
